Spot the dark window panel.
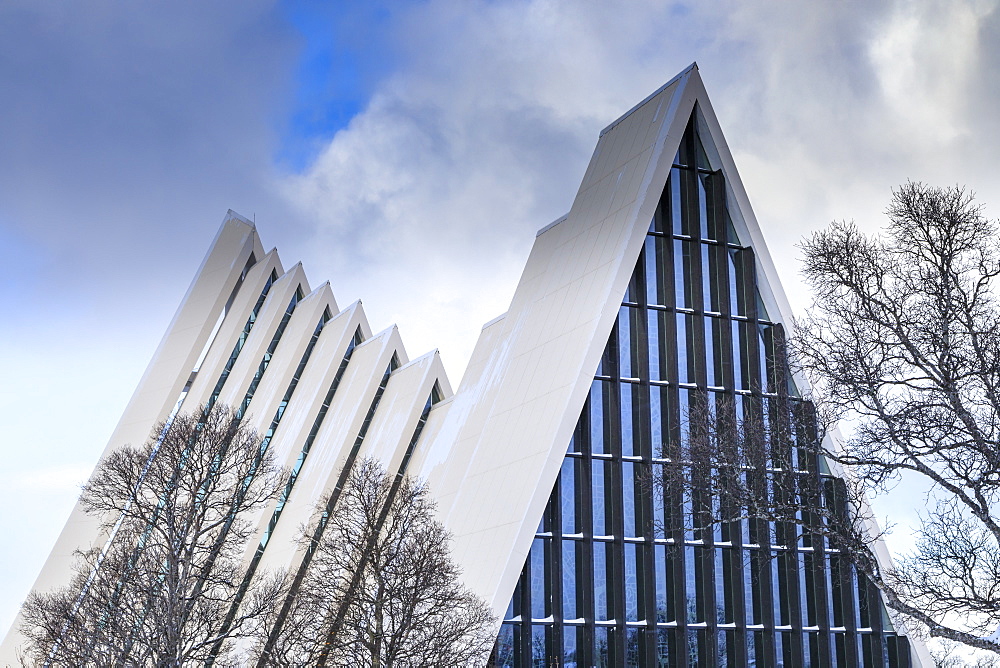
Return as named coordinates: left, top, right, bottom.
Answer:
left=562, top=541, right=581, bottom=620
left=647, top=310, right=668, bottom=382
left=563, top=626, right=581, bottom=667
left=592, top=460, right=610, bottom=537
left=594, top=626, right=613, bottom=667
left=669, top=168, right=684, bottom=236
left=625, top=628, right=642, bottom=667
left=495, top=624, right=516, bottom=667
left=530, top=625, right=551, bottom=667
left=624, top=543, right=640, bottom=622
left=529, top=538, right=551, bottom=620
left=561, top=458, right=581, bottom=535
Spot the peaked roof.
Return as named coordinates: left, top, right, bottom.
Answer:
left=408, top=63, right=930, bottom=665
left=412, top=63, right=721, bottom=605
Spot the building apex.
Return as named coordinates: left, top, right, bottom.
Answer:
left=599, top=61, right=698, bottom=138
left=224, top=209, right=255, bottom=228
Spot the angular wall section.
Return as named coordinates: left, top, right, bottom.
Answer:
left=0, top=213, right=451, bottom=664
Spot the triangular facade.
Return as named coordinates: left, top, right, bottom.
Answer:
left=492, top=116, right=918, bottom=667
left=409, top=65, right=928, bottom=666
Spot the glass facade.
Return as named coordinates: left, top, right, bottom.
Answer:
left=492, top=115, right=911, bottom=667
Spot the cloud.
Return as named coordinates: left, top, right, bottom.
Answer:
left=280, top=1, right=932, bottom=378
left=283, top=0, right=1000, bottom=381
left=281, top=1, right=744, bottom=379
left=869, top=0, right=990, bottom=144
left=3, top=467, right=92, bottom=493
left=0, top=1, right=300, bottom=303
left=5, top=0, right=1000, bottom=641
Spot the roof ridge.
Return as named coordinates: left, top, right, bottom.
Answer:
left=599, top=62, right=697, bottom=138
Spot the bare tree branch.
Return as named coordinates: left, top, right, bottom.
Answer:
left=20, top=404, right=286, bottom=667
left=261, top=458, right=496, bottom=668
left=792, top=182, right=1000, bottom=654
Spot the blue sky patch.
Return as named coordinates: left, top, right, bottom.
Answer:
left=277, top=0, right=403, bottom=172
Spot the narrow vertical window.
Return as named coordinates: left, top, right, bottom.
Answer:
left=594, top=627, right=611, bottom=668
left=562, top=541, right=579, bottom=620
left=530, top=539, right=549, bottom=620
left=620, top=386, right=634, bottom=457
left=561, top=458, right=578, bottom=535
left=563, top=626, right=580, bottom=666
left=592, top=460, right=608, bottom=537
left=618, top=306, right=635, bottom=379
left=622, top=462, right=637, bottom=537
left=594, top=542, right=611, bottom=621
left=624, top=543, right=639, bottom=622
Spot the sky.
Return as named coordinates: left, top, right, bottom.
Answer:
left=3, top=0, right=1000, bottom=639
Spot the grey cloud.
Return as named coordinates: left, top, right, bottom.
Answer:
left=0, top=1, right=301, bottom=304
left=282, top=1, right=743, bottom=377
left=0, top=3, right=302, bottom=632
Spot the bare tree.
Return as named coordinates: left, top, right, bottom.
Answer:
left=20, top=404, right=286, bottom=667
left=656, top=389, right=870, bottom=551
left=645, top=385, right=879, bottom=625
left=931, top=638, right=1000, bottom=668
left=790, top=182, right=1000, bottom=653
left=262, top=458, right=496, bottom=667
left=641, top=183, right=1000, bottom=658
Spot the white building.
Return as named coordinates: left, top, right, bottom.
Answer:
left=2, top=64, right=929, bottom=667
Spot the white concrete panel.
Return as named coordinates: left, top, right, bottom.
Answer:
left=295, top=326, right=408, bottom=500
left=1, top=213, right=264, bottom=662
left=413, top=313, right=511, bottom=503
left=184, top=249, right=285, bottom=410
left=216, top=285, right=340, bottom=563
left=253, top=327, right=405, bottom=575
left=259, top=299, right=367, bottom=478
left=106, top=212, right=265, bottom=449
left=258, top=300, right=370, bottom=481
left=213, top=264, right=308, bottom=413
left=355, top=353, right=435, bottom=471
left=238, top=283, right=336, bottom=436
left=242, top=301, right=369, bottom=573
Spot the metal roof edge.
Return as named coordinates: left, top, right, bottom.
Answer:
left=599, top=62, right=698, bottom=138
